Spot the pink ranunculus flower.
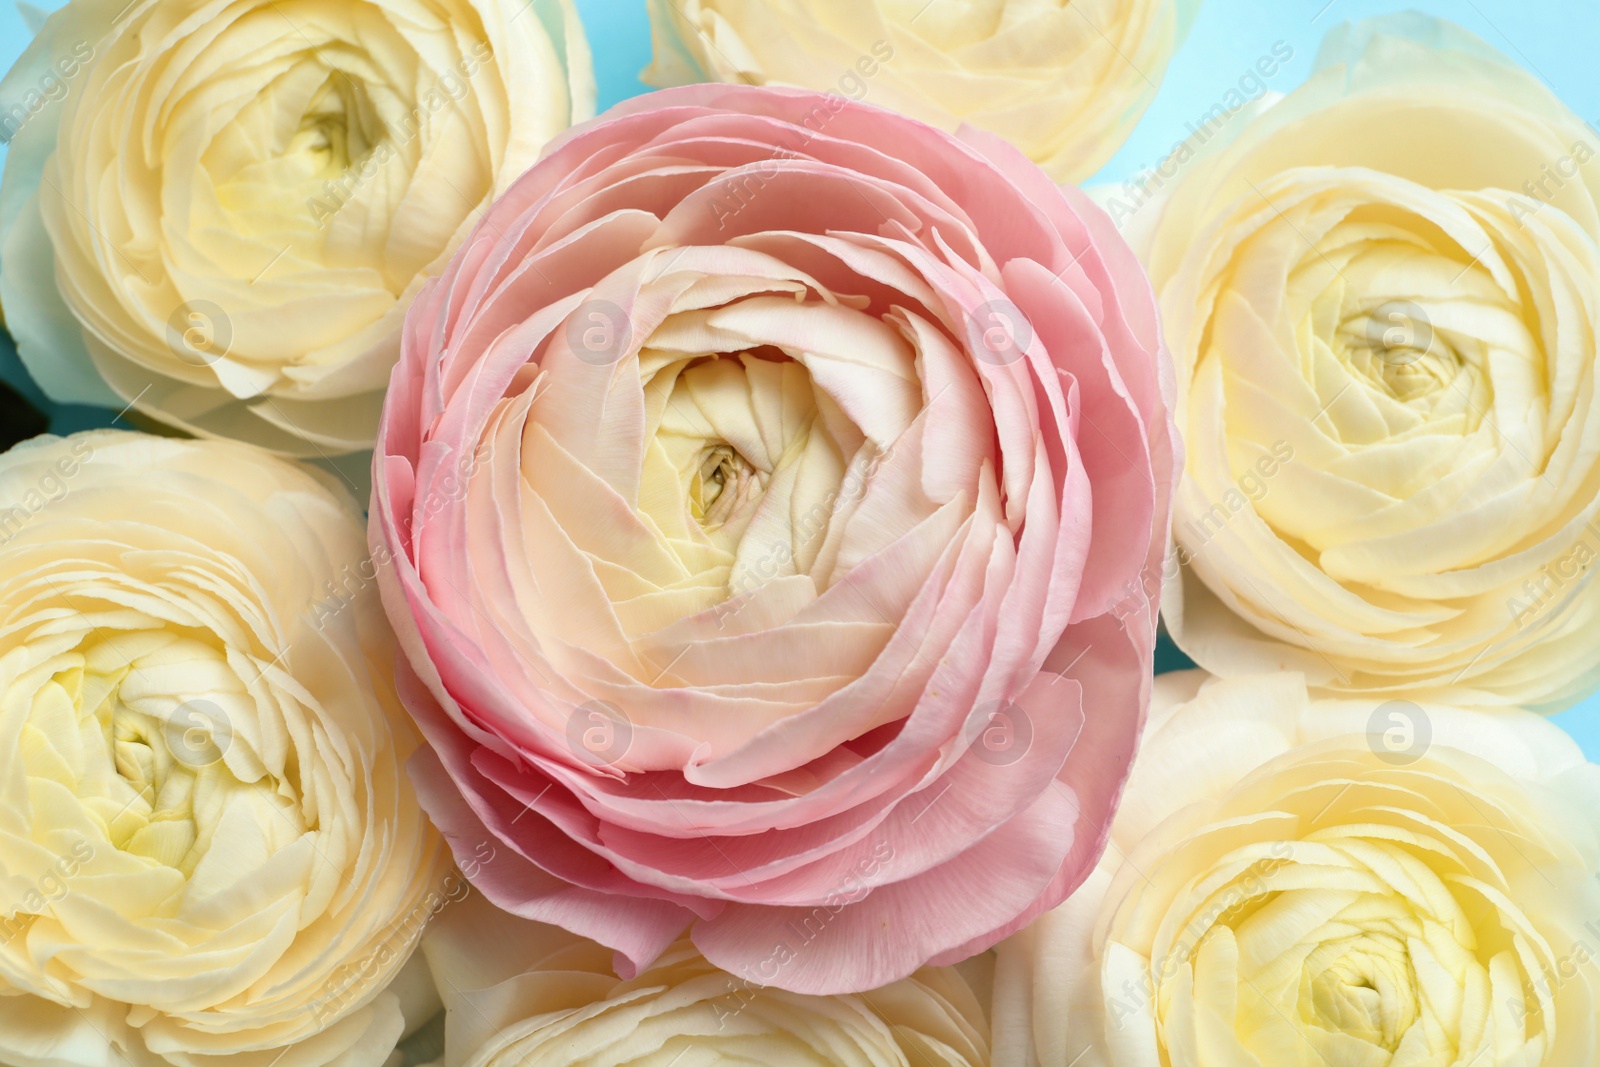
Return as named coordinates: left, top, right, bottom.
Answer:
left=372, top=83, right=1177, bottom=995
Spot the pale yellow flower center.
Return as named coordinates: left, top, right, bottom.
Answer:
left=17, top=625, right=303, bottom=905
left=1136, top=821, right=1552, bottom=1066
left=1196, top=174, right=1567, bottom=576
left=1338, top=291, right=1467, bottom=407
left=289, top=75, right=386, bottom=181
left=1303, top=932, right=1420, bottom=1050
left=646, top=353, right=818, bottom=553
left=1282, top=210, right=1510, bottom=440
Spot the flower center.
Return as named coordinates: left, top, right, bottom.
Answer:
left=21, top=628, right=307, bottom=887
left=108, top=709, right=205, bottom=870
left=1341, top=300, right=1466, bottom=404
left=76, top=637, right=245, bottom=875
left=1277, top=209, right=1516, bottom=446
left=1302, top=934, right=1419, bottom=1052
left=208, top=59, right=395, bottom=249
left=291, top=73, right=384, bottom=179
left=643, top=351, right=818, bottom=563
left=694, top=443, right=764, bottom=529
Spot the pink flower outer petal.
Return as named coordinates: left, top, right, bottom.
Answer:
left=372, top=83, right=1178, bottom=994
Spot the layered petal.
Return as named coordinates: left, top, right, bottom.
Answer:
left=0, top=431, right=448, bottom=1067
left=643, top=0, right=1198, bottom=183
left=372, top=84, right=1176, bottom=994
left=0, top=0, right=594, bottom=453
left=1146, top=15, right=1600, bottom=710
left=421, top=890, right=992, bottom=1067
left=994, top=671, right=1600, bottom=1067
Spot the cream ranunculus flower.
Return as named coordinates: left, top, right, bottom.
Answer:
left=0, top=0, right=593, bottom=455
left=993, top=671, right=1600, bottom=1067
left=1142, top=15, right=1600, bottom=710
left=0, top=431, right=447, bottom=1067
left=422, top=889, right=993, bottom=1067
left=643, top=0, right=1198, bottom=182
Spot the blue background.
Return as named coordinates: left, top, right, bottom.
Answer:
left=2, top=0, right=1597, bottom=756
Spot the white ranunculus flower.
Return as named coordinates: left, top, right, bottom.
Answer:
left=993, top=671, right=1600, bottom=1067
left=0, top=0, right=593, bottom=455
left=422, top=890, right=993, bottom=1067
left=0, top=431, right=448, bottom=1067
left=643, top=0, right=1198, bottom=183
left=1138, top=15, right=1600, bottom=710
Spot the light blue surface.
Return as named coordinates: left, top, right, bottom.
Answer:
left=1, top=0, right=1597, bottom=755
